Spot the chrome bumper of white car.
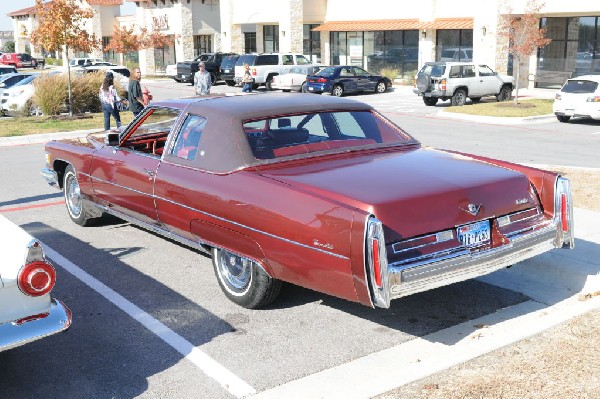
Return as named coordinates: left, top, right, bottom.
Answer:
left=0, top=299, right=72, bottom=352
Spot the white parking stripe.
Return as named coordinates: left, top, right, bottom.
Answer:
left=42, top=244, right=256, bottom=398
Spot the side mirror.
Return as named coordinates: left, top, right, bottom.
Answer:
left=105, top=132, right=119, bottom=146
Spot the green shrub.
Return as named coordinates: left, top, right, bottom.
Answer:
left=71, top=71, right=104, bottom=113
left=45, top=58, right=63, bottom=66
left=379, top=67, right=399, bottom=84
left=32, top=73, right=69, bottom=116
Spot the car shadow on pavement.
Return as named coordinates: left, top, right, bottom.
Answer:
left=0, top=221, right=235, bottom=399
left=0, top=192, right=62, bottom=208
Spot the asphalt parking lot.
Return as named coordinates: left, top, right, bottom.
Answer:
left=1, top=80, right=600, bottom=398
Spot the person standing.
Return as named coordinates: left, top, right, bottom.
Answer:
left=128, top=67, right=144, bottom=117
left=194, top=62, right=211, bottom=95
left=241, top=63, right=253, bottom=92
left=99, top=72, right=123, bottom=132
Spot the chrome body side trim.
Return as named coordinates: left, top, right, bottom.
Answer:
left=0, top=299, right=72, bottom=352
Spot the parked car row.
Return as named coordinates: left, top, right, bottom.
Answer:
left=0, top=53, right=45, bottom=69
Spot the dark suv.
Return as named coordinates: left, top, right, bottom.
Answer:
left=220, top=54, right=240, bottom=86
left=176, top=52, right=237, bottom=84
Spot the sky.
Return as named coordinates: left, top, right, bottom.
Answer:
left=0, top=1, right=136, bottom=32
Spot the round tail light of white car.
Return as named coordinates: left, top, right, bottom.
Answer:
left=18, top=257, right=57, bottom=297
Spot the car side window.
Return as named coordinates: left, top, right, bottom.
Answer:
left=340, top=68, right=354, bottom=77
left=463, top=65, right=476, bottom=77
left=296, top=55, right=311, bottom=65
left=478, top=65, right=495, bottom=77
left=449, top=66, right=461, bottom=78
left=171, top=115, right=207, bottom=161
left=282, top=55, right=294, bottom=65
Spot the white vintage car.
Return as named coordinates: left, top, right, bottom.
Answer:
left=0, top=215, right=71, bottom=351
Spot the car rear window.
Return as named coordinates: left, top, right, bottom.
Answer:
left=316, top=67, right=336, bottom=76
left=236, top=54, right=256, bottom=66
left=420, top=64, right=446, bottom=77
left=221, top=55, right=239, bottom=68
left=561, top=80, right=598, bottom=93
left=243, top=110, right=415, bottom=160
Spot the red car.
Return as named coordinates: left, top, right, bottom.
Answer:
left=41, top=94, right=574, bottom=309
left=0, top=53, right=45, bottom=69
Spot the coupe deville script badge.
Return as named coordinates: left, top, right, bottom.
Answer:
left=462, top=203, right=482, bottom=216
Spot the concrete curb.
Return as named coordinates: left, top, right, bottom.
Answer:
left=438, top=109, right=556, bottom=124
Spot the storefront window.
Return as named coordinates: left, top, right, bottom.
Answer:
left=194, top=35, right=212, bottom=57
left=538, top=16, right=600, bottom=87
left=304, top=24, right=321, bottom=63
left=436, top=29, right=473, bottom=62
left=244, top=32, right=257, bottom=53
left=263, top=26, right=279, bottom=53
left=331, top=30, right=418, bottom=77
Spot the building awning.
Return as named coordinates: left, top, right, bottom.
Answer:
left=313, top=18, right=474, bottom=32
left=87, top=0, right=123, bottom=5
left=312, top=19, right=420, bottom=32
left=420, top=18, right=474, bottom=29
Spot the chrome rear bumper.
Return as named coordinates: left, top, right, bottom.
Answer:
left=0, top=299, right=72, bottom=352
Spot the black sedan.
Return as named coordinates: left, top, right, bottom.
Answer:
left=305, top=65, right=391, bottom=96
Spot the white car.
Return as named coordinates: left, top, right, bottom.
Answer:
left=553, top=74, right=600, bottom=122
left=165, top=64, right=177, bottom=81
left=271, top=65, right=323, bottom=92
left=0, top=215, right=71, bottom=352
left=1, top=73, right=38, bottom=116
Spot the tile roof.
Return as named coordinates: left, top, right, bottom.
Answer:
left=313, top=19, right=421, bottom=32
left=8, top=0, right=122, bottom=17
left=420, top=18, right=474, bottom=29
left=87, top=0, right=123, bottom=4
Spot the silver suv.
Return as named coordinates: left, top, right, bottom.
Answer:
left=413, top=62, right=514, bottom=106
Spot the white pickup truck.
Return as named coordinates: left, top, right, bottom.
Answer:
left=234, top=53, right=315, bottom=90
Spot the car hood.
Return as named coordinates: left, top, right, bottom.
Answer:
left=258, top=147, right=538, bottom=241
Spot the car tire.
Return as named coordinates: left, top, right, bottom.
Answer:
left=63, top=165, right=100, bottom=227
left=210, top=73, right=216, bottom=85
left=375, top=80, right=387, bottom=94
left=451, top=89, right=467, bottom=106
left=32, top=60, right=37, bottom=69
left=212, top=247, right=282, bottom=309
left=470, top=97, right=482, bottom=103
left=496, top=85, right=512, bottom=102
left=415, top=73, right=431, bottom=92
left=556, top=115, right=571, bottom=123
left=29, top=104, right=43, bottom=117
left=265, top=78, right=274, bottom=91
left=282, top=89, right=291, bottom=92
left=332, top=84, right=344, bottom=97
left=300, top=82, right=307, bottom=93
left=225, top=80, right=235, bottom=86
left=423, top=97, right=438, bottom=106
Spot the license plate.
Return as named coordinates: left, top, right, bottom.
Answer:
left=308, top=87, right=314, bottom=91
left=565, top=109, right=574, bottom=116
left=457, top=220, right=490, bottom=247
left=223, top=69, right=230, bottom=73
left=424, top=92, right=432, bottom=97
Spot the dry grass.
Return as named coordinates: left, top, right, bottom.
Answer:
left=376, top=167, right=600, bottom=399
left=444, top=99, right=553, bottom=117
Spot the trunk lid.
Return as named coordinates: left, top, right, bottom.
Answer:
left=258, top=148, right=538, bottom=241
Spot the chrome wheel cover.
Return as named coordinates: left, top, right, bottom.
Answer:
left=332, top=85, right=343, bottom=97
left=65, top=172, right=82, bottom=218
left=454, top=91, right=466, bottom=105
left=216, top=249, right=252, bottom=296
left=376, top=82, right=386, bottom=93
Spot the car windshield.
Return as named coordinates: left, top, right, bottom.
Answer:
left=561, top=80, right=598, bottom=93
left=315, top=67, right=336, bottom=76
left=13, top=75, right=37, bottom=86
left=244, top=110, right=416, bottom=160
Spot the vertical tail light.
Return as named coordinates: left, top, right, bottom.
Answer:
left=440, top=78, right=447, bottom=91
left=554, top=177, right=574, bottom=249
left=18, top=240, right=56, bottom=296
left=366, top=217, right=390, bottom=308
left=251, top=67, right=256, bottom=76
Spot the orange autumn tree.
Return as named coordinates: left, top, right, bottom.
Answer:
left=30, top=0, right=100, bottom=116
left=106, top=23, right=172, bottom=68
left=499, top=0, right=552, bottom=103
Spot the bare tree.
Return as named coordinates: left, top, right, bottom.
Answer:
left=499, top=0, right=552, bottom=103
